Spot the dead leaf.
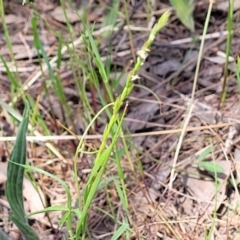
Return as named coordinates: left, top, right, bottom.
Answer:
left=0, top=170, right=7, bottom=184
left=125, top=102, right=159, bottom=131
left=183, top=50, right=198, bottom=72
left=205, top=56, right=226, bottom=64
left=50, top=6, right=83, bottom=23
left=216, top=1, right=240, bottom=11
left=0, top=14, right=25, bottom=25
left=132, top=187, right=158, bottom=215
left=42, top=95, right=63, bottom=121
left=153, top=59, right=181, bottom=76
left=23, top=178, right=46, bottom=221
left=151, top=164, right=171, bottom=190
left=181, top=160, right=231, bottom=217
left=184, top=98, right=222, bottom=124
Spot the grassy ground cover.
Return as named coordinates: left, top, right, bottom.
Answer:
left=0, top=0, right=240, bottom=239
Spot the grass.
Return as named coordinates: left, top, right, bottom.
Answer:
left=220, top=0, right=234, bottom=103
left=0, top=1, right=170, bottom=239
left=1, top=0, right=239, bottom=239
left=77, top=12, right=170, bottom=237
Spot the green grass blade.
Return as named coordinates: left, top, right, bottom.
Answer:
left=27, top=205, right=70, bottom=218
left=83, top=22, right=114, bottom=102
left=169, top=0, right=195, bottom=31
left=12, top=162, right=74, bottom=239
left=221, top=0, right=234, bottom=103
left=59, top=212, right=71, bottom=227
left=75, top=11, right=170, bottom=238
left=28, top=96, right=51, bottom=135
left=199, top=161, right=224, bottom=174
left=0, top=55, right=19, bottom=88
left=6, top=102, right=39, bottom=240
left=111, top=222, right=129, bottom=240
left=13, top=164, right=72, bottom=212
left=101, top=0, right=120, bottom=37
left=197, top=145, right=224, bottom=174
left=197, top=145, right=212, bottom=162
left=32, top=16, right=74, bottom=127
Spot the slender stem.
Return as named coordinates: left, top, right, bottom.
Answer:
left=191, top=1, right=214, bottom=101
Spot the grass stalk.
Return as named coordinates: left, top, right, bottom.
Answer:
left=169, top=0, right=214, bottom=189
left=191, top=0, right=214, bottom=101
left=75, top=11, right=170, bottom=238
left=220, top=0, right=234, bottom=104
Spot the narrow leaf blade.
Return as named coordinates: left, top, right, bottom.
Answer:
left=169, top=0, right=195, bottom=31
left=199, top=161, right=225, bottom=174
left=6, top=102, right=39, bottom=240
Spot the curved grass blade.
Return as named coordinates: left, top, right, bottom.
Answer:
left=6, top=102, right=39, bottom=240
left=12, top=162, right=74, bottom=239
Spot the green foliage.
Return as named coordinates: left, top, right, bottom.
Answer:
left=6, top=102, right=39, bottom=240
left=197, top=145, right=224, bottom=174
left=74, top=11, right=170, bottom=239
left=198, top=145, right=212, bottom=162
left=4, top=103, right=74, bottom=239
left=15, top=164, right=75, bottom=239
left=101, top=0, right=121, bottom=37
left=199, top=161, right=224, bottom=174
left=1, top=0, right=172, bottom=237
left=111, top=222, right=129, bottom=240
left=169, top=0, right=195, bottom=31
left=221, top=0, right=234, bottom=103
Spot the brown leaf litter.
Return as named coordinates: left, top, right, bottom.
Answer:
left=1, top=0, right=240, bottom=239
